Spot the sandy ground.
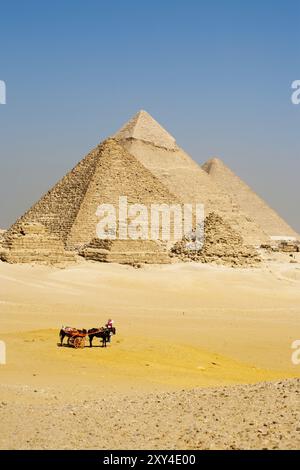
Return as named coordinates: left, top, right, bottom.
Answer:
left=0, top=256, right=300, bottom=449
left=0, top=379, right=299, bottom=449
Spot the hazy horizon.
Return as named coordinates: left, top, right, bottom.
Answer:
left=0, top=0, right=299, bottom=232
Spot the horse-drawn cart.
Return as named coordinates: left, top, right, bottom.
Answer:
left=61, top=327, right=87, bottom=348
left=59, top=326, right=116, bottom=348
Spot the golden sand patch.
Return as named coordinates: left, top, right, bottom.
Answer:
left=0, top=329, right=296, bottom=394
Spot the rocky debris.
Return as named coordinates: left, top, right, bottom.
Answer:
left=79, top=238, right=171, bottom=265
left=261, top=241, right=300, bottom=253
left=0, top=379, right=299, bottom=450
left=0, top=223, right=76, bottom=265
left=171, top=212, right=261, bottom=267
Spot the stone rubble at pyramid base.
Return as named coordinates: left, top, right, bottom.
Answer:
left=0, top=215, right=263, bottom=267
left=79, top=238, right=171, bottom=265
left=261, top=241, right=300, bottom=253
left=0, top=223, right=76, bottom=265
left=0, top=250, right=76, bottom=265
left=171, top=212, right=261, bottom=267
left=170, top=248, right=261, bottom=267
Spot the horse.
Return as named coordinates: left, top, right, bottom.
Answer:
left=88, top=327, right=116, bottom=348
left=59, top=327, right=87, bottom=347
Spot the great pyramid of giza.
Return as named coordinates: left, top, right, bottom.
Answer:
left=202, top=158, right=299, bottom=240
left=114, top=111, right=269, bottom=246
left=2, top=139, right=184, bottom=263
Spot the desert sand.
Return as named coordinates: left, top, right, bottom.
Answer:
left=0, top=255, right=300, bottom=449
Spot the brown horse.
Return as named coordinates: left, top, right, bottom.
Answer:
left=88, top=327, right=116, bottom=348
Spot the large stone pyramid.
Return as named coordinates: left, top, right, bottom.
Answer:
left=202, top=158, right=298, bottom=240
left=3, top=109, right=297, bottom=266
left=114, top=111, right=269, bottom=246
left=3, top=139, right=183, bottom=263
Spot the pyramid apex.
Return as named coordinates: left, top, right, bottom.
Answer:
left=114, top=110, right=177, bottom=150
left=206, top=156, right=224, bottom=165
left=202, top=157, right=225, bottom=174
left=137, top=109, right=148, bottom=115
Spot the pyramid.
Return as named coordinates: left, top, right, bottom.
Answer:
left=3, top=138, right=183, bottom=262
left=202, top=158, right=299, bottom=240
left=5, top=111, right=295, bottom=266
left=115, top=111, right=269, bottom=246
left=171, top=212, right=261, bottom=266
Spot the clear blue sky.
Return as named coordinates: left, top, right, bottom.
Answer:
left=0, top=0, right=299, bottom=231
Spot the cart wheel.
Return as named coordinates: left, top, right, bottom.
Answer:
left=73, top=337, right=82, bottom=349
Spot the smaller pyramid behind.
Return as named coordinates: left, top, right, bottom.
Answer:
left=115, top=111, right=269, bottom=246
left=202, top=158, right=299, bottom=240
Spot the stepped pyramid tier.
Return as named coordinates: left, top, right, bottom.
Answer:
left=80, top=238, right=171, bottom=265
left=202, top=158, right=299, bottom=240
left=0, top=223, right=75, bottom=264
left=115, top=111, right=269, bottom=246
left=171, top=212, right=261, bottom=267
left=4, top=139, right=183, bottom=258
